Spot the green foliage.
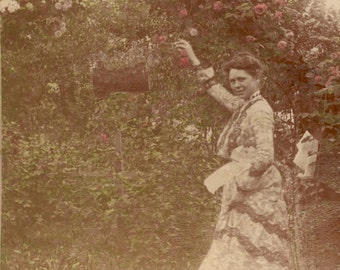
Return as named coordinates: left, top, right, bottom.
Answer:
left=2, top=0, right=340, bottom=268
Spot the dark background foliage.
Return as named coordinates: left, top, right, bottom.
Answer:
left=1, top=0, right=339, bottom=268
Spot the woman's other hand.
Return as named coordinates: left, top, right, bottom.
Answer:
left=174, top=39, right=201, bottom=66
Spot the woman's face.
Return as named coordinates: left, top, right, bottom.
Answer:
left=229, top=69, right=259, bottom=99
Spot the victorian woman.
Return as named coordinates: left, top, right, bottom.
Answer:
left=175, top=40, right=291, bottom=270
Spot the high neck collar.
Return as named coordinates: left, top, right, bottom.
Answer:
left=247, top=90, right=261, bottom=101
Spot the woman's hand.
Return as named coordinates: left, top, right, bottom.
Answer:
left=174, top=39, right=201, bottom=66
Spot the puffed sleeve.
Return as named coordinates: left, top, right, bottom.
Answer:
left=197, top=67, right=244, bottom=113
left=248, top=109, right=275, bottom=176
left=207, top=84, right=244, bottom=113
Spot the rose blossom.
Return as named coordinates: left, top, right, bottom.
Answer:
left=305, top=72, right=314, bottom=79
left=325, top=14, right=334, bottom=23
left=100, top=133, right=108, bottom=142
left=284, top=30, right=294, bottom=40
left=277, top=40, right=287, bottom=50
left=158, top=35, right=167, bottom=44
left=179, top=8, right=188, bottom=18
left=0, top=0, right=20, bottom=13
left=55, top=2, right=62, bottom=9
left=310, top=47, right=319, bottom=57
left=245, top=35, right=256, bottom=42
left=54, top=30, right=63, bottom=38
left=274, top=0, right=286, bottom=7
left=180, top=57, right=190, bottom=67
left=330, top=52, right=338, bottom=59
left=328, top=66, right=340, bottom=77
left=189, top=27, right=198, bottom=36
left=275, top=11, right=283, bottom=20
left=302, top=13, right=310, bottom=19
left=326, top=76, right=336, bottom=87
left=213, top=1, right=223, bottom=11
left=254, top=3, right=268, bottom=15
left=314, top=75, right=322, bottom=84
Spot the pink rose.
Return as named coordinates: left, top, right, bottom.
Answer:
left=152, top=34, right=167, bottom=44
left=100, top=133, right=108, bottom=142
left=302, top=13, right=310, bottom=20
left=326, top=76, right=336, bottom=87
left=274, top=0, right=286, bottom=7
left=179, top=57, right=190, bottom=68
left=245, top=35, right=256, bottom=42
left=158, top=35, right=167, bottom=44
left=330, top=52, right=338, bottom=59
left=325, top=14, right=334, bottom=23
left=329, top=66, right=340, bottom=77
left=213, top=1, right=223, bottom=11
left=275, top=11, right=282, bottom=20
left=277, top=40, right=287, bottom=50
left=189, top=27, right=198, bottom=36
left=284, top=30, right=294, bottom=40
left=314, top=75, right=322, bottom=84
left=179, top=8, right=188, bottom=18
left=254, top=3, right=268, bottom=15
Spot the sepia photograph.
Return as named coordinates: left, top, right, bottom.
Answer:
left=1, top=0, right=339, bottom=269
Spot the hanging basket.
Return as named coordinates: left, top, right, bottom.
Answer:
left=92, top=63, right=149, bottom=99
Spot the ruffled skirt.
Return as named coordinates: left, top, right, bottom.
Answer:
left=199, top=164, right=291, bottom=270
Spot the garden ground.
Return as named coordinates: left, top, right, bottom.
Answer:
left=2, top=172, right=340, bottom=270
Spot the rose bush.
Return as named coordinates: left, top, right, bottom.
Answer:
left=2, top=0, right=339, bottom=268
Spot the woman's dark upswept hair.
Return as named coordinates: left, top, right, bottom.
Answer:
left=222, top=52, right=263, bottom=78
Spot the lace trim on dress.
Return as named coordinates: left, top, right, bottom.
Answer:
left=230, top=202, right=289, bottom=240
left=226, top=97, right=263, bottom=156
left=214, top=226, right=290, bottom=267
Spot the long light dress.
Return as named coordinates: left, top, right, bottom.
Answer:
left=199, top=83, right=291, bottom=270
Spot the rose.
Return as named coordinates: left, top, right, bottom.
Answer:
left=302, top=13, right=310, bottom=20
left=158, top=35, right=167, bottom=44
left=274, top=0, right=286, bottom=7
left=277, top=40, right=287, bottom=50
left=152, top=34, right=167, bottom=44
left=179, top=57, right=190, bottom=68
left=245, top=35, right=256, bottom=42
left=189, top=27, right=198, bottom=37
left=326, top=76, right=336, bottom=87
left=314, top=75, right=322, bottom=84
left=213, top=1, right=223, bottom=11
left=325, top=14, right=334, bottom=23
left=179, top=8, right=188, bottom=18
left=0, top=0, right=20, bottom=13
left=328, top=66, right=340, bottom=77
left=310, top=47, right=320, bottom=57
left=254, top=3, right=268, bottom=15
left=330, top=52, right=338, bottom=59
left=55, top=30, right=63, bottom=38
left=305, top=72, right=314, bottom=79
left=100, top=133, right=108, bottom=142
left=284, top=30, right=294, bottom=40
left=274, top=11, right=283, bottom=21
left=55, top=2, right=62, bottom=9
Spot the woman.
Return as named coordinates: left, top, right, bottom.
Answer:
left=175, top=40, right=291, bottom=270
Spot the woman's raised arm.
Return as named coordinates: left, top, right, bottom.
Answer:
left=174, top=39, right=244, bottom=112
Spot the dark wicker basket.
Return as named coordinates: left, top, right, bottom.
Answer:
left=92, top=63, right=149, bottom=99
